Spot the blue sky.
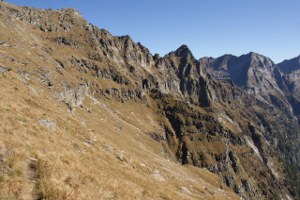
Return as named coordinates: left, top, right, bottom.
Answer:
left=5, top=0, right=300, bottom=62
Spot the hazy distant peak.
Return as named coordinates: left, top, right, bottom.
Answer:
left=236, top=52, right=275, bottom=70
left=278, top=55, right=300, bottom=73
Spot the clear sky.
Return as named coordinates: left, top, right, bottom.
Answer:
left=5, top=0, right=300, bottom=62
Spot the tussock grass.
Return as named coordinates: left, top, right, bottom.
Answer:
left=0, top=72, right=238, bottom=200
left=0, top=4, right=239, bottom=198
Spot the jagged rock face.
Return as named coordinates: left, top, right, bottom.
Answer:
left=0, top=4, right=81, bottom=32
left=286, top=69, right=300, bottom=101
left=282, top=69, right=300, bottom=120
left=278, top=56, right=300, bottom=111
left=90, top=27, right=155, bottom=72
left=160, top=96, right=283, bottom=200
left=202, top=52, right=300, bottom=199
left=201, top=55, right=233, bottom=80
left=157, top=45, right=217, bottom=106
left=278, top=55, right=300, bottom=73
left=0, top=1, right=299, bottom=200
left=201, top=53, right=292, bottom=113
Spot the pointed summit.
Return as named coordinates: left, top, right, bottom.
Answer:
left=174, top=44, right=195, bottom=59
left=176, top=44, right=190, bottom=51
left=175, top=44, right=191, bottom=53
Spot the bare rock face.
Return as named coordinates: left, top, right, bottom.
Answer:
left=0, top=4, right=81, bottom=32
left=55, top=83, right=90, bottom=112
left=201, top=52, right=292, bottom=113
left=278, top=56, right=300, bottom=118
left=202, top=52, right=300, bottom=199
left=39, top=119, right=57, bottom=131
left=286, top=69, right=300, bottom=101
left=278, top=55, right=300, bottom=74
left=156, top=45, right=215, bottom=106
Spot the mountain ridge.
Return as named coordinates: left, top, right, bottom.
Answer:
left=0, top=1, right=299, bottom=200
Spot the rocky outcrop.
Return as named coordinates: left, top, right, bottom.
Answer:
left=0, top=66, right=8, bottom=73
left=278, top=56, right=300, bottom=119
left=0, top=3, right=82, bottom=32
left=55, top=83, right=90, bottom=112
left=156, top=45, right=214, bottom=106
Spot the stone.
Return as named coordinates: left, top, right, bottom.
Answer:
left=39, top=119, right=57, bottom=131
left=0, top=66, right=8, bottom=73
left=180, top=187, right=192, bottom=195
left=55, top=83, right=90, bottom=112
left=151, top=170, right=165, bottom=182
left=115, top=151, right=124, bottom=161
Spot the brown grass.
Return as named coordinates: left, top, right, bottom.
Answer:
left=0, top=71, right=239, bottom=200
left=0, top=3, right=239, bottom=199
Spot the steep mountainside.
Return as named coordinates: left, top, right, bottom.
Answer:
left=278, top=56, right=300, bottom=118
left=201, top=53, right=292, bottom=113
left=202, top=52, right=300, bottom=199
left=0, top=2, right=238, bottom=200
left=0, top=1, right=299, bottom=200
left=278, top=55, right=300, bottom=73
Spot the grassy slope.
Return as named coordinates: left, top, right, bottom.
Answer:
left=0, top=68, right=239, bottom=200
left=0, top=2, right=239, bottom=200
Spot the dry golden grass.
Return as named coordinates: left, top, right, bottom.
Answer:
left=0, top=2, right=239, bottom=199
left=0, top=71, right=239, bottom=200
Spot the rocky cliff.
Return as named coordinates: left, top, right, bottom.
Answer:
left=278, top=56, right=300, bottom=119
left=0, top=1, right=299, bottom=200
left=202, top=52, right=300, bottom=199
left=201, top=53, right=292, bottom=113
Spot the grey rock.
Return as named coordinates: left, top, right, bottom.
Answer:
left=116, top=151, right=124, bottom=161
left=56, top=83, right=90, bottom=112
left=151, top=170, right=165, bottom=182
left=278, top=56, right=300, bottom=119
left=39, top=119, right=57, bottom=131
left=278, top=55, right=300, bottom=73
left=54, top=36, right=78, bottom=47
left=201, top=52, right=293, bottom=113
left=180, top=186, right=192, bottom=195
left=0, top=66, right=8, bottom=73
